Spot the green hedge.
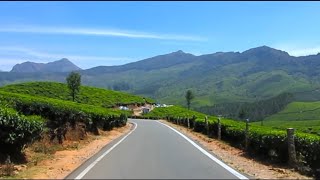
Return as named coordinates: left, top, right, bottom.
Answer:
left=0, top=91, right=129, bottom=132
left=0, top=106, right=44, bottom=154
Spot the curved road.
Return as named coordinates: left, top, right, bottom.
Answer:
left=66, top=119, right=249, bottom=179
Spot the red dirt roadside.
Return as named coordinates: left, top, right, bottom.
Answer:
left=11, top=123, right=132, bottom=179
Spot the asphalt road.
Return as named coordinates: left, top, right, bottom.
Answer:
left=66, top=119, right=248, bottom=179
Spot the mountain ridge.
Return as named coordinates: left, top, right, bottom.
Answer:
left=8, top=46, right=319, bottom=73
left=2, top=45, right=320, bottom=110
left=10, top=58, right=82, bottom=73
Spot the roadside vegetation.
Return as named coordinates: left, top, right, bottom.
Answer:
left=0, top=75, right=154, bottom=177
left=142, top=105, right=320, bottom=178
left=0, top=106, right=44, bottom=161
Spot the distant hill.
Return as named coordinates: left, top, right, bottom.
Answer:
left=10, top=58, right=82, bottom=73
left=264, top=101, right=320, bottom=122
left=81, top=46, right=320, bottom=106
left=252, top=101, right=320, bottom=134
left=196, top=92, right=295, bottom=122
left=2, top=45, right=320, bottom=110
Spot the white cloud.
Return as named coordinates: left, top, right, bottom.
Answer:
left=0, top=46, right=135, bottom=71
left=0, top=25, right=206, bottom=42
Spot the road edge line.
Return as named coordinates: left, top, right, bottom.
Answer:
left=73, top=122, right=138, bottom=179
left=157, top=121, right=248, bottom=180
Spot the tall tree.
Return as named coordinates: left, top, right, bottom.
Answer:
left=66, top=71, right=81, bottom=102
left=185, top=90, right=194, bottom=110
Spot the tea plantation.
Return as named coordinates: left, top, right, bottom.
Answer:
left=253, top=101, right=320, bottom=134
left=0, top=81, right=155, bottom=107
left=0, top=81, right=155, bottom=164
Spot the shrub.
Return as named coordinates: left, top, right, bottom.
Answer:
left=0, top=106, right=44, bottom=155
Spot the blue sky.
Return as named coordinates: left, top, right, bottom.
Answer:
left=0, top=1, right=320, bottom=71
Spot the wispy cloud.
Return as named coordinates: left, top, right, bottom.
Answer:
left=0, top=25, right=206, bottom=42
left=0, top=46, right=133, bottom=62
left=0, top=46, right=135, bottom=71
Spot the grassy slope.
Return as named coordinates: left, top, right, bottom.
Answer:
left=0, top=81, right=155, bottom=107
left=134, top=67, right=312, bottom=107
left=252, top=101, right=320, bottom=134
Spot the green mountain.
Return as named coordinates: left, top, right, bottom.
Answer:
left=1, top=46, right=320, bottom=110
left=81, top=46, right=320, bottom=106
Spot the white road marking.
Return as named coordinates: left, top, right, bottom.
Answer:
left=158, top=121, right=248, bottom=180
left=74, top=122, right=138, bottom=179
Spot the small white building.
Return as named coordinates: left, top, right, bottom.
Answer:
left=119, top=106, right=129, bottom=110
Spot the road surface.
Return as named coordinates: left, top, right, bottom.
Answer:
left=66, top=119, right=248, bottom=179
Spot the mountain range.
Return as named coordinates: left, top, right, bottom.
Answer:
left=1, top=45, right=320, bottom=109
left=10, top=58, right=81, bottom=73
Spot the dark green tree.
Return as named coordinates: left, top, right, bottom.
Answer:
left=66, top=71, right=81, bottom=102
left=238, top=107, right=247, bottom=120
left=185, top=90, right=194, bottom=110
left=113, top=81, right=131, bottom=91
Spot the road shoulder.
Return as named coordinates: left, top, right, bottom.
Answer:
left=12, top=123, right=133, bottom=179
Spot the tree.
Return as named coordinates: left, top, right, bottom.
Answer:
left=185, top=90, right=194, bottom=110
left=238, top=107, right=247, bottom=120
left=113, top=81, right=131, bottom=91
left=66, top=71, right=81, bottom=102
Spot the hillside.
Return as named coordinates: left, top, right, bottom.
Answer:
left=81, top=46, right=320, bottom=106
left=10, top=58, right=82, bottom=73
left=0, top=82, right=155, bottom=107
left=265, top=101, right=320, bottom=121
left=1, top=46, right=320, bottom=109
left=252, top=101, right=320, bottom=134
left=196, top=92, right=295, bottom=121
